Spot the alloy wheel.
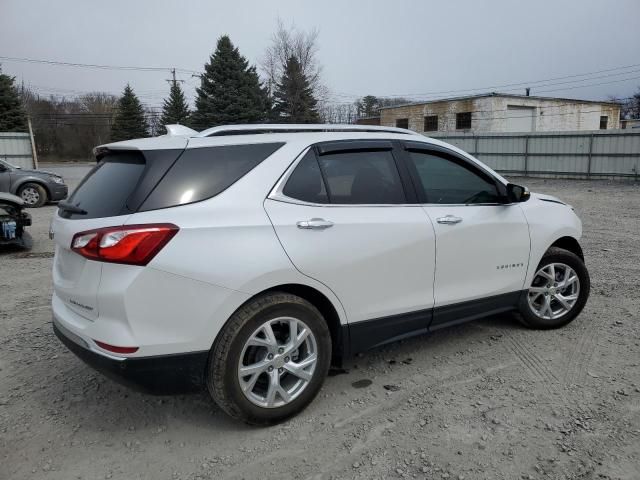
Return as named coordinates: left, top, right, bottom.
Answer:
left=20, top=187, right=40, bottom=205
left=237, top=317, right=318, bottom=408
left=528, top=262, right=580, bottom=320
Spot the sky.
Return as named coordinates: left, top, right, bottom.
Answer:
left=1, top=0, right=639, bottom=110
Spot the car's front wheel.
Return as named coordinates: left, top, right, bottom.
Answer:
left=18, top=182, right=47, bottom=207
left=518, top=247, right=590, bottom=329
left=207, top=292, right=332, bottom=425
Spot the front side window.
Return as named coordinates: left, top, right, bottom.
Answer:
left=408, top=151, right=500, bottom=204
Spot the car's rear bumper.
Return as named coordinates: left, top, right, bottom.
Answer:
left=53, top=317, right=208, bottom=394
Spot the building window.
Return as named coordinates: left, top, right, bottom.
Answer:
left=600, top=116, right=608, bottom=130
left=456, top=112, right=472, bottom=130
left=396, top=118, right=409, bottom=129
left=423, top=115, right=438, bottom=132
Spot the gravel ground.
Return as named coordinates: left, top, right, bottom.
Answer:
left=1, top=165, right=639, bottom=480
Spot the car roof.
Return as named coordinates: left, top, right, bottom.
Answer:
left=94, top=124, right=507, bottom=184
left=96, top=124, right=420, bottom=152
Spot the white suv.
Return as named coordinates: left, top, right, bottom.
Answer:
left=51, top=124, right=590, bottom=424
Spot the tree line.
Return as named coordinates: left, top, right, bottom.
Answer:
left=0, top=22, right=325, bottom=160
left=2, top=21, right=640, bottom=160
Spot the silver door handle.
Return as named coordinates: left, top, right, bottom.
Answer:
left=297, top=218, right=334, bottom=230
left=436, top=215, right=463, bottom=225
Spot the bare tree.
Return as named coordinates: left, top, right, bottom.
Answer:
left=261, top=19, right=326, bottom=102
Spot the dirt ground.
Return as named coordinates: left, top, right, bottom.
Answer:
left=1, top=166, right=639, bottom=480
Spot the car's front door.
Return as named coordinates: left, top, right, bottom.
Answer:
left=265, top=141, right=436, bottom=352
left=402, top=143, right=530, bottom=329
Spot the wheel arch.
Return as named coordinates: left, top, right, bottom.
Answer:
left=227, top=283, right=347, bottom=366
left=15, top=178, right=51, bottom=199
left=549, top=236, right=584, bottom=262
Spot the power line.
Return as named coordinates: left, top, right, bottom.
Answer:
left=0, top=55, right=199, bottom=74
left=332, top=62, right=640, bottom=99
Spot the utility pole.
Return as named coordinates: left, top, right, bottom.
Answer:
left=166, top=68, right=184, bottom=88
left=27, top=116, right=38, bottom=169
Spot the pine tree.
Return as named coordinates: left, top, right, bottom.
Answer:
left=157, top=79, right=190, bottom=135
left=191, top=36, right=269, bottom=130
left=0, top=67, right=28, bottom=132
left=110, top=84, right=148, bottom=142
left=272, top=56, right=319, bottom=124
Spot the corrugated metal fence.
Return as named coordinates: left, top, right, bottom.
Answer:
left=428, top=130, right=640, bottom=179
left=0, top=132, right=35, bottom=170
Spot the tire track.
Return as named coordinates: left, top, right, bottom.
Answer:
left=561, top=314, right=606, bottom=387
left=506, top=333, right=566, bottom=402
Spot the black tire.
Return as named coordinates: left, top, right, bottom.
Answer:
left=207, top=292, right=332, bottom=425
left=518, top=247, right=590, bottom=329
left=18, top=182, right=47, bottom=207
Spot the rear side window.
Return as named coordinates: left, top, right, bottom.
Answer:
left=62, top=151, right=146, bottom=219
left=140, top=143, right=283, bottom=211
left=318, top=150, right=405, bottom=204
left=282, top=150, right=328, bottom=204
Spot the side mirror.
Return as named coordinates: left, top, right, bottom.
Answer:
left=507, top=183, right=530, bottom=203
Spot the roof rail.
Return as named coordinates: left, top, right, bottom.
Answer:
left=195, top=124, right=419, bottom=137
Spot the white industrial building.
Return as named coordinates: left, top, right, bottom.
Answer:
left=378, top=93, right=621, bottom=133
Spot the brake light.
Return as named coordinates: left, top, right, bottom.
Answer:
left=71, top=223, right=179, bottom=266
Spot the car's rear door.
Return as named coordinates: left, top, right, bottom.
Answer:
left=264, top=140, right=436, bottom=351
left=401, top=142, right=530, bottom=329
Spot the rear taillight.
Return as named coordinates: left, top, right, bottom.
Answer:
left=71, top=223, right=179, bottom=266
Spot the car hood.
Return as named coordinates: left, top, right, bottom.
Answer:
left=531, top=192, right=568, bottom=206
left=12, top=168, right=59, bottom=177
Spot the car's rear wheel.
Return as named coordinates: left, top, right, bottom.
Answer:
left=18, top=183, right=47, bottom=207
left=207, top=292, right=331, bottom=425
left=518, top=247, right=590, bottom=329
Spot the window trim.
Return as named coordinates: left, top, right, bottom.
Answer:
left=268, top=140, right=418, bottom=207
left=401, top=141, right=508, bottom=206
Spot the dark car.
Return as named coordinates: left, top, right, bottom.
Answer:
left=0, top=192, right=32, bottom=249
left=0, top=159, right=68, bottom=207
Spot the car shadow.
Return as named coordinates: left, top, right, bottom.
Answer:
left=28, top=311, right=526, bottom=434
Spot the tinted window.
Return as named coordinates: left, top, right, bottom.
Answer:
left=408, top=151, right=500, bottom=204
left=62, top=151, right=146, bottom=219
left=317, top=150, right=405, bottom=204
left=283, top=150, right=328, bottom=203
left=141, top=143, right=283, bottom=211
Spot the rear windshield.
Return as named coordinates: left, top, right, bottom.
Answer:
left=139, top=143, right=283, bottom=211
left=61, top=151, right=146, bottom=219
left=60, top=143, right=283, bottom=219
